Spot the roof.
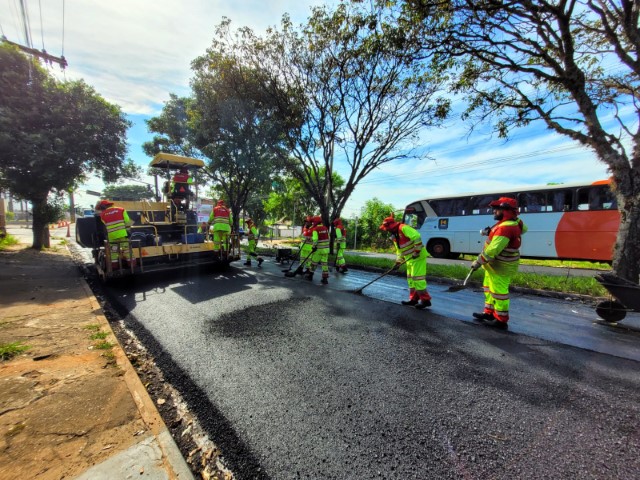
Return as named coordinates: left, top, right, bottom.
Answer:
left=149, top=152, right=205, bottom=169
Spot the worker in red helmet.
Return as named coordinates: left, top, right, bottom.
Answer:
left=332, top=218, right=348, bottom=273
left=471, top=197, right=527, bottom=330
left=244, top=218, right=264, bottom=267
left=379, top=214, right=431, bottom=309
left=171, top=167, right=194, bottom=211
left=306, top=215, right=330, bottom=284
left=208, top=199, right=232, bottom=256
left=95, top=199, right=134, bottom=265
left=291, top=216, right=314, bottom=276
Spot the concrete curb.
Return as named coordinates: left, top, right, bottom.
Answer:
left=78, top=267, right=194, bottom=479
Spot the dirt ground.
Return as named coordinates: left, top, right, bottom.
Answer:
left=0, top=242, right=232, bottom=480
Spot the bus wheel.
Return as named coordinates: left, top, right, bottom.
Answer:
left=428, top=239, right=450, bottom=259
left=595, top=300, right=627, bottom=323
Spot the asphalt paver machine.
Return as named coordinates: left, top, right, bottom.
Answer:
left=76, top=153, right=241, bottom=283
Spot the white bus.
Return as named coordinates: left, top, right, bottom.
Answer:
left=402, top=180, right=619, bottom=262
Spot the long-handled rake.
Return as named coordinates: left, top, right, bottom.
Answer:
left=352, top=259, right=407, bottom=295
left=446, top=268, right=475, bottom=292
left=283, top=249, right=315, bottom=277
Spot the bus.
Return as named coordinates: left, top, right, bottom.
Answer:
left=402, top=180, right=619, bottom=262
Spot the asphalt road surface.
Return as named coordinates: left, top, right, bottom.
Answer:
left=97, top=256, right=640, bottom=480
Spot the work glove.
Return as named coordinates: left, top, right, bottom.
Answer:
left=411, top=251, right=420, bottom=259
left=471, top=260, right=481, bottom=271
left=312, top=246, right=318, bottom=252
left=480, top=226, right=491, bottom=236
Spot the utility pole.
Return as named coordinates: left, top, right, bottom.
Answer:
left=353, top=216, right=358, bottom=250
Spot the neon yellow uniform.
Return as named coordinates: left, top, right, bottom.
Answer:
left=393, top=223, right=431, bottom=304
left=334, top=224, right=347, bottom=271
left=476, top=218, right=527, bottom=323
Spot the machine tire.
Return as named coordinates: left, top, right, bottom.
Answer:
left=76, top=217, right=98, bottom=248
left=427, top=239, right=450, bottom=259
left=595, top=300, right=627, bottom=323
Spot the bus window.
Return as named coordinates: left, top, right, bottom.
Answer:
left=403, top=202, right=426, bottom=228
left=587, top=185, right=617, bottom=210
left=428, top=198, right=468, bottom=217
left=518, top=192, right=547, bottom=213
left=550, top=189, right=573, bottom=211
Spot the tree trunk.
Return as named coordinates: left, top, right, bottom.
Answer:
left=31, top=198, right=49, bottom=250
left=612, top=189, right=640, bottom=284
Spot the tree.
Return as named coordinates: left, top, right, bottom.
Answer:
left=102, top=184, right=155, bottom=201
left=210, top=3, right=450, bottom=237
left=189, top=44, right=289, bottom=231
left=142, top=94, right=205, bottom=200
left=264, top=170, right=344, bottom=226
left=398, top=0, right=640, bottom=281
left=357, top=197, right=397, bottom=249
left=0, top=44, right=133, bottom=249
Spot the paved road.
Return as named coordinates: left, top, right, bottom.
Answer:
left=23, top=225, right=638, bottom=478
left=95, top=256, right=639, bottom=480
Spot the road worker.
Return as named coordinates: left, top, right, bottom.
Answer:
left=244, top=218, right=264, bottom=267
left=170, top=167, right=194, bottom=211
left=95, top=199, right=134, bottom=265
left=305, top=215, right=330, bottom=284
left=208, top=199, right=231, bottom=256
left=333, top=218, right=348, bottom=273
left=290, top=216, right=313, bottom=276
left=471, top=197, right=527, bottom=330
left=379, top=215, right=431, bottom=309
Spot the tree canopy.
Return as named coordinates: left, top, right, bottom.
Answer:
left=0, top=44, right=134, bottom=249
left=396, top=0, right=640, bottom=280
left=189, top=43, right=290, bottom=229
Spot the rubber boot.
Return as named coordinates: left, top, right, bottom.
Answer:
left=258, top=257, right=264, bottom=267
left=472, top=312, right=493, bottom=321
left=244, top=260, right=251, bottom=266
left=304, top=271, right=314, bottom=281
left=415, top=292, right=432, bottom=309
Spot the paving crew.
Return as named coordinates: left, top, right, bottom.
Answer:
left=471, top=197, right=527, bottom=330
left=333, top=218, right=348, bottom=274
left=95, top=200, right=134, bottom=264
left=208, top=199, right=231, bottom=255
left=379, top=215, right=432, bottom=309
left=244, top=218, right=264, bottom=267
left=305, top=215, right=330, bottom=284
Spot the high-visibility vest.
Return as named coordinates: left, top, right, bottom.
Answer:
left=100, top=207, right=129, bottom=242
left=480, top=219, right=526, bottom=264
left=393, top=223, right=423, bottom=259
left=311, top=224, right=330, bottom=251
left=210, top=206, right=231, bottom=232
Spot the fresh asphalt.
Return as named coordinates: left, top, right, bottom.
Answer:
left=91, top=252, right=640, bottom=479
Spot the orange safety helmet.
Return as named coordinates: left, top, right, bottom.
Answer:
left=332, top=218, right=342, bottom=226
left=305, top=215, right=313, bottom=224
left=379, top=215, right=399, bottom=232
left=217, top=199, right=225, bottom=206
left=489, top=197, right=518, bottom=210
left=311, top=215, right=322, bottom=225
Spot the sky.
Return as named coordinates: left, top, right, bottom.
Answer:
left=1, top=0, right=612, bottom=218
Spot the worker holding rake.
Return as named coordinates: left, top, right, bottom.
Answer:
left=379, top=215, right=431, bottom=309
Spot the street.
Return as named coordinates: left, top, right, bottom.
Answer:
left=96, top=255, right=639, bottom=480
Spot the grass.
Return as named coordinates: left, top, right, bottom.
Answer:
left=89, top=331, right=109, bottom=340
left=342, top=253, right=608, bottom=297
left=255, top=242, right=609, bottom=297
left=0, top=341, right=30, bottom=361
left=0, top=235, right=19, bottom=251
left=93, top=340, right=114, bottom=350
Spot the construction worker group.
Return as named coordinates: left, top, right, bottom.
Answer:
left=95, top=194, right=525, bottom=331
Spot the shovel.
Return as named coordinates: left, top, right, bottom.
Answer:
left=352, top=259, right=407, bottom=295
left=446, top=268, right=475, bottom=292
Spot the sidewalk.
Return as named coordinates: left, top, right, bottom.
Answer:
left=0, top=226, right=194, bottom=479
